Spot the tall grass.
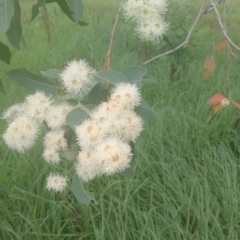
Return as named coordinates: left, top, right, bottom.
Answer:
left=1, top=0, right=240, bottom=239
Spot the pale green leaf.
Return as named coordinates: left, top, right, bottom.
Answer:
left=41, top=69, right=61, bottom=78
left=66, top=104, right=96, bottom=128
left=68, top=0, right=83, bottom=23
left=122, top=66, right=147, bottom=87
left=94, top=71, right=128, bottom=85
left=136, top=100, right=156, bottom=123
left=6, top=0, right=22, bottom=49
left=72, top=174, right=96, bottom=204
left=0, top=0, right=14, bottom=32
left=6, top=68, right=57, bottom=96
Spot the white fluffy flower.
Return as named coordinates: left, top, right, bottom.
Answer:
left=46, top=173, right=67, bottom=192
left=42, top=148, right=61, bottom=164
left=123, top=0, right=144, bottom=21
left=75, top=150, right=101, bottom=182
left=110, top=83, right=141, bottom=109
left=75, top=119, right=104, bottom=149
left=2, top=103, right=26, bottom=122
left=43, top=129, right=67, bottom=151
left=59, top=59, right=95, bottom=95
left=117, top=110, right=144, bottom=141
left=2, top=116, right=39, bottom=153
left=136, top=17, right=168, bottom=43
left=95, top=137, right=132, bottom=175
left=220, top=99, right=230, bottom=107
left=145, top=0, right=167, bottom=13
left=45, top=102, right=72, bottom=129
left=25, top=91, right=52, bottom=122
left=123, top=0, right=168, bottom=44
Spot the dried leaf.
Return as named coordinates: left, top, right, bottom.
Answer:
left=203, top=70, right=212, bottom=79
left=213, top=104, right=223, bottom=114
left=205, top=103, right=223, bottom=124
left=232, top=101, right=240, bottom=109
left=215, top=39, right=228, bottom=51
left=207, top=93, right=225, bottom=105
left=204, top=56, right=215, bottom=71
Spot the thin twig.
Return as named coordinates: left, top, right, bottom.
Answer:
left=209, top=0, right=240, bottom=52
left=102, top=0, right=125, bottom=71
left=221, top=0, right=240, bottom=62
left=204, top=0, right=225, bottom=14
left=140, top=0, right=206, bottom=67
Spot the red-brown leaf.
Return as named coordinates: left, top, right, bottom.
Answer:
left=203, top=70, right=212, bottom=79
left=204, top=56, right=216, bottom=72
left=215, top=39, right=228, bottom=51
left=207, top=93, right=226, bottom=105
left=232, top=101, right=240, bottom=109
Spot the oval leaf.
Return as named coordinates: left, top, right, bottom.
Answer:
left=122, top=66, right=146, bottom=88
left=216, top=39, right=228, bottom=51
left=94, top=71, right=128, bottom=85
left=6, top=68, right=57, bottom=95
left=41, top=69, right=61, bottom=78
left=213, top=104, right=223, bottom=114
left=66, top=104, right=96, bottom=128
left=202, top=70, right=212, bottom=80
left=136, top=100, right=156, bottom=123
left=0, top=0, right=14, bottom=32
left=86, top=82, right=102, bottom=104
left=6, top=0, right=22, bottom=50
left=207, top=93, right=225, bottom=105
left=204, top=56, right=215, bottom=71
left=68, top=0, right=83, bottom=23
left=0, top=41, right=11, bottom=64
left=232, top=101, right=240, bottom=110
left=72, top=174, right=95, bottom=205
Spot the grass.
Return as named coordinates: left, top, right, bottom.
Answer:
left=1, top=0, right=240, bottom=239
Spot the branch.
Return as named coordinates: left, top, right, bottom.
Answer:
left=102, top=0, right=125, bottom=71
left=204, top=0, right=225, bottom=14
left=140, top=0, right=207, bottom=67
left=209, top=0, right=240, bottom=52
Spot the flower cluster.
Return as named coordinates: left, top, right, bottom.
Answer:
left=2, top=59, right=144, bottom=193
left=75, top=82, right=143, bottom=182
left=123, top=0, right=168, bottom=44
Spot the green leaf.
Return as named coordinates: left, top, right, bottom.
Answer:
left=61, top=148, right=78, bottom=161
left=86, top=82, right=102, bottom=104
left=0, top=0, right=14, bottom=32
left=68, top=0, right=83, bottom=23
left=30, top=0, right=46, bottom=22
left=0, top=79, right=5, bottom=93
left=72, top=174, right=96, bottom=204
left=163, top=34, right=174, bottom=49
left=41, top=69, right=61, bottom=78
left=46, top=0, right=74, bottom=21
left=6, top=68, right=57, bottom=96
left=0, top=41, right=11, bottom=64
left=66, top=104, right=96, bottom=128
left=6, top=0, right=22, bottom=50
left=122, top=66, right=147, bottom=88
left=94, top=71, right=128, bottom=85
left=119, top=167, right=135, bottom=178
left=136, top=100, right=156, bottom=123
